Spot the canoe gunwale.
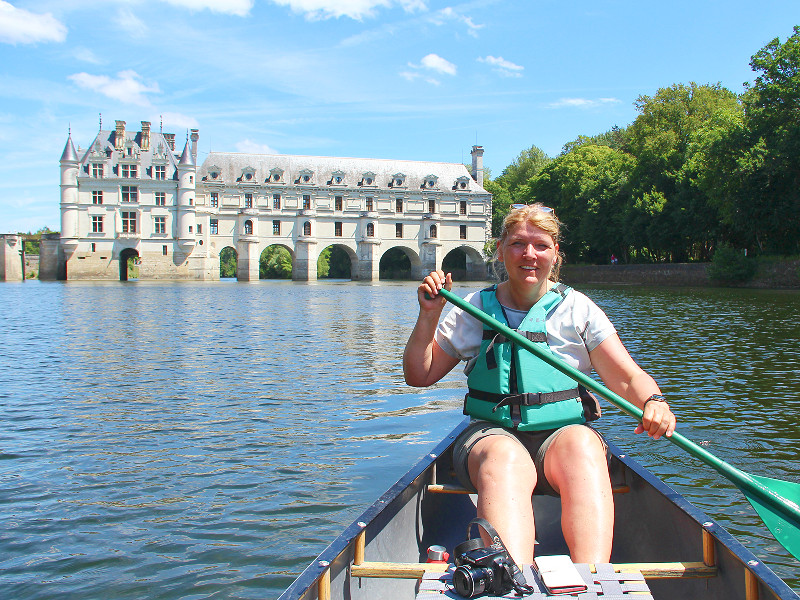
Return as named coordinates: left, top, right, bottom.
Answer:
left=279, top=418, right=800, bottom=600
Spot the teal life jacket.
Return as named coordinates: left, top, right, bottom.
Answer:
left=464, top=284, right=587, bottom=432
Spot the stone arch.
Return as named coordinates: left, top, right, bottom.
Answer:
left=379, top=245, right=421, bottom=280
left=318, top=243, right=357, bottom=279
left=219, top=245, right=238, bottom=278
left=119, top=247, right=139, bottom=281
left=442, top=244, right=486, bottom=280
left=259, top=243, right=294, bottom=279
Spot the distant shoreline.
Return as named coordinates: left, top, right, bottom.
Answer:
left=561, top=260, right=800, bottom=289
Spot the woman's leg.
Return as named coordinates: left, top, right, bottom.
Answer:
left=467, top=434, right=538, bottom=564
left=543, top=426, right=613, bottom=563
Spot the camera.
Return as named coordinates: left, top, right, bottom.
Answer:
left=452, top=546, right=514, bottom=598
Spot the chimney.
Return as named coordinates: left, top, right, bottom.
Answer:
left=471, top=145, right=484, bottom=184
left=190, top=129, right=199, bottom=162
left=115, top=120, right=126, bottom=151
left=164, top=133, right=175, bottom=151
left=140, top=121, right=151, bottom=151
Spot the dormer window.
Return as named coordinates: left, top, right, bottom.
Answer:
left=206, top=165, right=222, bottom=181
left=330, top=170, right=346, bottom=186
left=454, top=176, right=471, bottom=191
left=423, top=175, right=439, bottom=189
left=298, top=169, right=314, bottom=185
left=240, top=167, right=256, bottom=183
left=361, top=171, right=377, bottom=187
left=390, top=173, right=406, bottom=188
left=269, top=168, right=284, bottom=183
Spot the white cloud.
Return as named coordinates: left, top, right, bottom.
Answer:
left=0, top=1, right=66, bottom=45
left=68, top=70, right=161, bottom=107
left=400, top=70, right=440, bottom=86
left=420, top=53, right=457, bottom=75
left=478, top=55, right=524, bottom=78
left=73, top=47, right=104, bottom=65
left=547, top=97, right=621, bottom=109
left=159, top=112, right=200, bottom=130
left=270, top=0, right=426, bottom=21
left=115, top=7, right=148, bottom=38
left=235, top=139, right=279, bottom=154
left=160, top=0, right=254, bottom=16
left=430, top=7, right=483, bottom=37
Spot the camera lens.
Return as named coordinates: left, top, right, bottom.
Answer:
left=453, top=565, right=494, bottom=598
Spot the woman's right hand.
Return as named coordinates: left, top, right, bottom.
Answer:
left=417, top=270, right=452, bottom=311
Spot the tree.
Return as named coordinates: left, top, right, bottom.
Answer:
left=219, top=247, right=237, bottom=278
left=495, top=144, right=551, bottom=199
left=527, top=145, right=636, bottom=263
left=625, top=82, right=741, bottom=261
left=260, top=246, right=292, bottom=278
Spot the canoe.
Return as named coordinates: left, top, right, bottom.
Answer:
left=279, top=418, right=799, bottom=600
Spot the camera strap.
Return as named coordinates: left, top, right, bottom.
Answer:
left=455, top=517, right=534, bottom=596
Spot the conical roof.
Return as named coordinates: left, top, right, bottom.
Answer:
left=60, top=135, right=79, bottom=162
left=178, top=138, right=194, bottom=166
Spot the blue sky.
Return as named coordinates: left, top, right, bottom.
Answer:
left=0, top=0, right=798, bottom=233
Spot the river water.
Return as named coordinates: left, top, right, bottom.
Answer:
left=0, top=280, right=798, bottom=599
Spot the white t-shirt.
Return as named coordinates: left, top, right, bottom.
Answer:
left=435, top=287, right=617, bottom=375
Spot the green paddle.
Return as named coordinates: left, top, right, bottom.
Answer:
left=433, top=286, right=800, bottom=560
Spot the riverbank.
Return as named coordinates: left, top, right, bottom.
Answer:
left=562, top=259, right=800, bottom=289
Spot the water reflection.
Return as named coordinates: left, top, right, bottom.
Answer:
left=0, top=281, right=797, bottom=598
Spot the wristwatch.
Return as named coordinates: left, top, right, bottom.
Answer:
left=643, top=393, right=667, bottom=408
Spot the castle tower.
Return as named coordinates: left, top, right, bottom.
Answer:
left=470, top=145, right=484, bottom=184
left=59, top=133, right=80, bottom=256
left=176, top=138, right=197, bottom=254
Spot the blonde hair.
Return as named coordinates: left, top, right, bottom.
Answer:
left=494, top=203, right=565, bottom=282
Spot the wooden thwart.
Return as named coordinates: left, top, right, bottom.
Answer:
left=427, top=483, right=631, bottom=494
left=350, top=560, right=717, bottom=580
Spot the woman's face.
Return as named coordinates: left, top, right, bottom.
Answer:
left=497, top=221, right=558, bottom=289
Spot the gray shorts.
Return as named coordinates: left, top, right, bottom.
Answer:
left=452, top=420, right=609, bottom=497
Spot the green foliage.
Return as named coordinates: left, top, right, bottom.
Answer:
left=495, top=144, right=551, bottom=200
left=379, top=248, right=412, bottom=279
left=220, top=247, right=237, bottom=278
left=707, top=246, right=758, bottom=283
left=318, top=246, right=352, bottom=278
left=260, top=245, right=292, bottom=279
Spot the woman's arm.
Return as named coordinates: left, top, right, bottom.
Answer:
left=589, top=333, right=676, bottom=439
left=403, top=271, right=460, bottom=387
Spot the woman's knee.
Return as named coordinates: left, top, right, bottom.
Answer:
left=548, top=426, right=606, bottom=465
left=468, top=435, right=537, bottom=490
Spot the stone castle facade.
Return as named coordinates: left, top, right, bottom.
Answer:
left=39, top=120, right=492, bottom=281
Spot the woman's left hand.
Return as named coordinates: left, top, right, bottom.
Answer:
left=634, top=401, right=676, bottom=440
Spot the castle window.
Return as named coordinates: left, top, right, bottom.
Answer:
left=197, top=224, right=202, bottom=234
left=428, top=199, right=435, bottom=213
left=163, top=245, right=168, bottom=256
left=430, top=224, right=437, bottom=239
left=460, top=201, right=467, bottom=215
left=210, top=192, right=219, bottom=208
left=460, top=225, right=467, bottom=239
left=92, top=164, right=104, bottom=178
left=210, top=219, right=218, bottom=235
left=121, top=186, right=138, bottom=203
left=122, top=211, right=137, bottom=233
left=189, top=226, right=193, bottom=233
left=335, top=196, right=343, bottom=211
left=122, top=164, right=137, bottom=178
left=154, top=216, right=166, bottom=234
left=155, top=192, right=166, bottom=206
left=155, top=165, right=166, bottom=180
left=335, top=222, right=343, bottom=237
left=395, top=198, right=403, bottom=213
left=366, top=222, right=374, bottom=237
left=210, top=171, right=219, bottom=179
left=273, top=220, right=281, bottom=235
left=244, top=220, right=253, bottom=235
left=92, top=191, right=103, bottom=205
left=365, top=197, right=374, bottom=212
left=395, top=223, right=403, bottom=238
left=92, top=216, right=103, bottom=233
left=189, top=176, right=194, bottom=184
left=303, top=221, right=311, bottom=236
left=91, top=243, right=96, bottom=252
left=245, top=193, right=253, bottom=208
left=273, top=193, right=281, bottom=209
left=303, top=195, right=311, bottom=210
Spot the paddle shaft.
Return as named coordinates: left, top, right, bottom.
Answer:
left=435, top=287, right=800, bottom=527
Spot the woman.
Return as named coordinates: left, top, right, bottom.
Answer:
left=403, top=204, right=676, bottom=565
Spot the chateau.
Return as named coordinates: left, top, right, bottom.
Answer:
left=36, top=120, right=492, bottom=281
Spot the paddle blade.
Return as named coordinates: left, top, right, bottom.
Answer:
left=744, top=473, right=800, bottom=561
